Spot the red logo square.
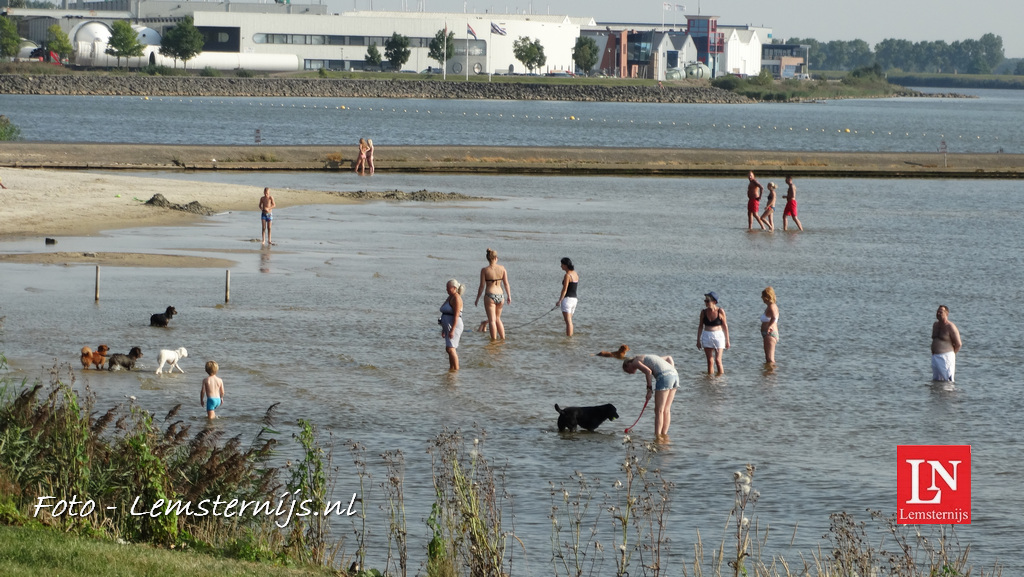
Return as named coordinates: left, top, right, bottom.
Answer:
left=897, top=445, right=971, bottom=524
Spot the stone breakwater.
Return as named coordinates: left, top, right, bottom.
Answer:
left=0, top=74, right=750, bottom=103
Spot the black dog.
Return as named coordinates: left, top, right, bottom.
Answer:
left=555, top=403, right=619, bottom=432
left=150, top=306, right=177, bottom=327
left=108, top=347, right=143, bottom=371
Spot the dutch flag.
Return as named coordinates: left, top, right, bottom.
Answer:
left=467, top=24, right=478, bottom=39
left=491, top=22, right=507, bottom=36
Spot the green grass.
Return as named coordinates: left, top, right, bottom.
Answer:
left=0, top=525, right=338, bottom=577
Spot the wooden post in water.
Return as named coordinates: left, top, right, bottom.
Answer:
left=95, top=265, right=100, bottom=301
left=225, top=270, right=230, bottom=303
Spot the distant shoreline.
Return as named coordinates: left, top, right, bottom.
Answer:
left=2, top=143, right=1023, bottom=179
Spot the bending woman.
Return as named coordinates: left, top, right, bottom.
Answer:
left=622, top=354, right=679, bottom=438
left=760, top=287, right=780, bottom=364
left=556, top=257, right=579, bottom=336
left=440, top=279, right=465, bottom=371
left=475, top=248, right=511, bottom=340
left=697, top=291, right=730, bottom=375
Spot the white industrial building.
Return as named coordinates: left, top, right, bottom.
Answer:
left=4, top=2, right=770, bottom=77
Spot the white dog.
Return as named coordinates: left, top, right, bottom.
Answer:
left=155, top=347, right=188, bottom=374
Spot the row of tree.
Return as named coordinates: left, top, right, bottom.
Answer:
left=782, top=33, right=1005, bottom=74
left=361, top=29, right=554, bottom=74
left=0, top=15, right=203, bottom=67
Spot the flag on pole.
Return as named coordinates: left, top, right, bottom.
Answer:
left=490, top=22, right=507, bottom=36
left=662, top=2, right=671, bottom=9
left=676, top=4, right=685, bottom=10
left=467, top=23, right=477, bottom=39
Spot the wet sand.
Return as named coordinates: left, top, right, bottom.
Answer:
left=3, top=143, right=1023, bottom=178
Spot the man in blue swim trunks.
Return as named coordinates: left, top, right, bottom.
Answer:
left=259, top=187, right=276, bottom=245
left=200, top=360, right=225, bottom=419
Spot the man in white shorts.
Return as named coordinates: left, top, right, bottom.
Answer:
left=931, top=305, right=962, bottom=381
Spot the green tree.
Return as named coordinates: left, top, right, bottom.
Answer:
left=977, top=33, right=1004, bottom=71
left=1015, top=61, right=1024, bottom=75
left=0, top=16, right=20, bottom=59
left=427, top=28, right=454, bottom=67
left=105, top=20, right=144, bottom=68
left=365, top=42, right=382, bottom=67
left=45, top=23, right=72, bottom=61
left=572, top=36, right=598, bottom=74
left=159, top=16, right=205, bottom=69
left=0, top=115, right=21, bottom=141
left=512, top=36, right=546, bottom=73
left=383, top=32, right=411, bottom=71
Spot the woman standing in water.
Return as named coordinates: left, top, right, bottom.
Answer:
left=622, top=354, right=678, bottom=438
left=475, top=248, right=511, bottom=340
left=440, top=279, right=465, bottom=371
left=556, top=257, right=579, bottom=336
left=697, top=291, right=730, bottom=375
left=760, top=287, right=780, bottom=364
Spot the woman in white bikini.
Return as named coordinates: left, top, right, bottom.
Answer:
left=760, top=286, right=779, bottom=364
left=696, top=291, right=730, bottom=375
left=475, top=248, right=511, bottom=340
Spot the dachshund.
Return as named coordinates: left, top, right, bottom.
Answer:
left=108, top=347, right=144, bottom=371
left=596, top=344, right=630, bottom=359
left=81, top=345, right=110, bottom=369
left=150, top=306, right=177, bottom=327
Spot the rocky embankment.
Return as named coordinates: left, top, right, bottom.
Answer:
left=0, top=74, right=749, bottom=103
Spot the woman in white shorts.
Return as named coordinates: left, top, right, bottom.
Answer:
left=556, top=257, right=579, bottom=336
left=697, top=291, right=730, bottom=375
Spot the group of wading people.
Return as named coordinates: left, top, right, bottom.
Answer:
left=746, top=171, right=803, bottom=231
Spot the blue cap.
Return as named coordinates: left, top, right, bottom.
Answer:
left=704, top=291, right=719, bottom=304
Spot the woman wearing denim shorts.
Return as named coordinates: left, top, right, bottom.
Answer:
left=622, top=354, right=679, bottom=438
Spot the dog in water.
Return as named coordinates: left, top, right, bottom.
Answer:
left=555, top=403, right=619, bottom=432
left=150, top=306, right=177, bottom=327
left=596, top=344, right=630, bottom=359
left=108, top=347, right=143, bottom=371
left=81, top=345, right=110, bottom=369
left=155, top=347, right=188, bottom=375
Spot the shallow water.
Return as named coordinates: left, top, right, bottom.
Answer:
left=1, top=172, right=1022, bottom=572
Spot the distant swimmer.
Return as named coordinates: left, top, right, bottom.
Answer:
left=931, top=305, right=962, bottom=382
left=782, top=175, right=804, bottom=231
left=746, top=171, right=766, bottom=230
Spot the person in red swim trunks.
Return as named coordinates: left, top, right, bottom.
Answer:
left=746, top=171, right=765, bottom=230
left=782, top=175, right=804, bottom=231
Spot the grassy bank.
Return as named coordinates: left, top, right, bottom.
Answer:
left=0, top=525, right=337, bottom=577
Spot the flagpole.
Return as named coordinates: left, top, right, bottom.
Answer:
left=443, top=22, right=447, bottom=80
left=466, top=24, right=470, bottom=81
left=488, top=27, right=492, bottom=81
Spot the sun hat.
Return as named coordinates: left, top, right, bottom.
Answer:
left=704, top=291, right=719, bottom=304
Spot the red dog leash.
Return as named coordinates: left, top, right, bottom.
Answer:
left=624, top=395, right=651, bottom=433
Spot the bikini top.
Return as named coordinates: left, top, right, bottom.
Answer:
left=703, top=309, right=724, bottom=327
left=486, top=277, right=503, bottom=283
left=564, top=280, right=578, bottom=299
left=760, top=307, right=779, bottom=324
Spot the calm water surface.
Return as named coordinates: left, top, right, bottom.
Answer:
left=1, top=171, right=1021, bottom=572
left=3, top=88, right=1021, bottom=152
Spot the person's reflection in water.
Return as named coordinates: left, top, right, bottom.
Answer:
left=260, top=248, right=271, bottom=273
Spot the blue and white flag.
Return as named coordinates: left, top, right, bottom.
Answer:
left=491, top=22, right=507, bottom=36
left=467, top=23, right=478, bottom=39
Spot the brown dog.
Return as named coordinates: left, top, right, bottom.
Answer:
left=596, top=344, right=630, bottom=359
left=81, top=345, right=110, bottom=369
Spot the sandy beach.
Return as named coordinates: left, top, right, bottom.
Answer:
left=0, top=168, right=363, bottom=267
